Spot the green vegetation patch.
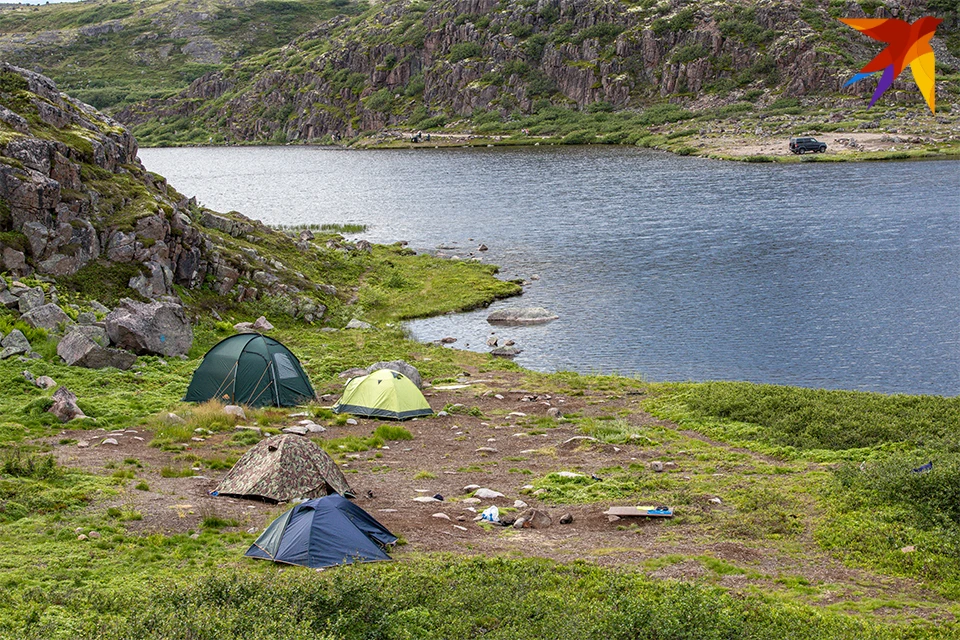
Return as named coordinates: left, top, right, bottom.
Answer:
left=643, top=382, right=960, bottom=454
left=98, top=556, right=888, bottom=639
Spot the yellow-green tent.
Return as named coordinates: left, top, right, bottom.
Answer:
left=333, top=369, right=432, bottom=420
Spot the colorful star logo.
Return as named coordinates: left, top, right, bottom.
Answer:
left=840, top=17, right=942, bottom=114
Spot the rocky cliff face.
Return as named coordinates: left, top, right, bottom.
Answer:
left=0, top=63, right=329, bottom=317
left=115, top=0, right=959, bottom=143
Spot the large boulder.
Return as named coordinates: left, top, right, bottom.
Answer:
left=0, top=289, right=19, bottom=309
left=58, top=329, right=136, bottom=370
left=365, top=360, right=423, bottom=389
left=17, top=286, right=45, bottom=313
left=486, top=307, right=559, bottom=325
left=21, top=303, right=73, bottom=332
left=105, top=298, right=193, bottom=356
left=48, top=386, right=86, bottom=422
left=0, top=329, right=31, bottom=359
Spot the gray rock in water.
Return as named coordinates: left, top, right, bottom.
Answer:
left=21, top=303, right=73, bottom=332
left=365, top=360, right=423, bottom=389
left=490, top=346, right=523, bottom=358
left=486, top=335, right=498, bottom=347
left=439, top=336, right=457, bottom=344
left=17, top=287, right=45, bottom=314
left=486, top=307, right=558, bottom=325
left=105, top=298, right=193, bottom=356
left=1, top=329, right=31, bottom=359
left=58, top=330, right=136, bottom=370
left=345, top=318, right=374, bottom=330
left=48, top=385, right=86, bottom=422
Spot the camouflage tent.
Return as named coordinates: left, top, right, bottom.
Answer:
left=214, top=434, right=354, bottom=502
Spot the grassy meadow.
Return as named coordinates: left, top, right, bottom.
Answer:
left=1, top=254, right=959, bottom=637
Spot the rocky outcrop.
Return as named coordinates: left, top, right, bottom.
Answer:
left=113, top=0, right=952, bottom=144
left=0, top=63, right=202, bottom=291
left=1, top=64, right=330, bottom=316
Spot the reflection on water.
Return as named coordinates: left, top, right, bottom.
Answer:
left=139, top=146, right=960, bottom=396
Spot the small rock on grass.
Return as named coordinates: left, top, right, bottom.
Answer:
left=514, top=509, right=552, bottom=529
left=432, top=513, right=451, bottom=520
left=163, top=413, right=185, bottom=425
left=224, top=405, right=246, bottom=420
left=559, top=513, right=574, bottom=524
left=474, top=488, right=505, bottom=499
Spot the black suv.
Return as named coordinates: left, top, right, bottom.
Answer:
left=789, top=137, right=827, bottom=154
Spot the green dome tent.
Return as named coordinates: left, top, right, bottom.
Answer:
left=333, top=369, right=432, bottom=420
left=184, top=334, right=315, bottom=407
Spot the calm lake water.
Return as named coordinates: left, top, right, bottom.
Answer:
left=139, top=146, right=960, bottom=396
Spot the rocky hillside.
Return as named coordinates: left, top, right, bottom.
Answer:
left=0, top=0, right=363, bottom=112
left=109, top=0, right=960, bottom=144
left=0, top=62, right=357, bottom=320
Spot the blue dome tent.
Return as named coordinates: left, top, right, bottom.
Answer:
left=245, top=494, right=397, bottom=568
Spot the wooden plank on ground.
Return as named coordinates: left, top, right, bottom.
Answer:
left=604, top=506, right=673, bottom=518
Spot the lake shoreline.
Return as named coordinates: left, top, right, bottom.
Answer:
left=137, top=132, right=960, bottom=163
left=138, top=146, right=959, bottom=396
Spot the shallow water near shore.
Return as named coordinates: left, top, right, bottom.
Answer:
left=139, top=145, right=959, bottom=396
